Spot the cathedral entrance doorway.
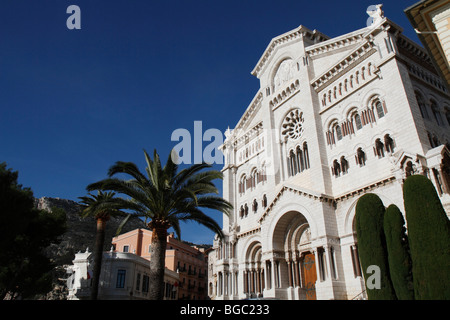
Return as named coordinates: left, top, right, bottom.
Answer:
left=271, top=210, right=316, bottom=300
left=300, top=252, right=317, bottom=300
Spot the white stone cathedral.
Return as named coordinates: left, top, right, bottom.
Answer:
left=208, top=8, right=450, bottom=300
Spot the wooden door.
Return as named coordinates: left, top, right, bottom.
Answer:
left=301, top=253, right=317, bottom=300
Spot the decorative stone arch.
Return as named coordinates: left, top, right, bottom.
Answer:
left=246, top=241, right=263, bottom=263
left=270, top=56, right=296, bottom=91
left=344, top=104, right=360, bottom=119
left=265, top=201, right=317, bottom=251
left=240, top=236, right=265, bottom=297
left=284, top=216, right=311, bottom=254
left=362, top=88, right=386, bottom=109
left=239, top=235, right=263, bottom=263
left=324, top=113, right=342, bottom=130
left=412, top=86, right=428, bottom=100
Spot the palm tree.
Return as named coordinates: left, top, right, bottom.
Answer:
left=86, top=149, right=232, bottom=300
left=78, top=190, right=134, bottom=300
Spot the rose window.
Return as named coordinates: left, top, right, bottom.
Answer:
left=281, top=109, right=304, bottom=140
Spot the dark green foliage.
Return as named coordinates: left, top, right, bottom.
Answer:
left=0, top=162, right=66, bottom=299
left=383, top=204, right=414, bottom=300
left=355, top=193, right=397, bottom=300
left=403, top=175, right=450, bottom=299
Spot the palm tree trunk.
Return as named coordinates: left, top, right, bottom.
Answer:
left=148, top=221, right=168, bottom=300
left=91, top=217, right=106, bottom=300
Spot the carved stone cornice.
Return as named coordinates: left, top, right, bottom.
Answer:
left=310, top=39, right=377, bottom=93
left=234, top=92, right=263, bottom=133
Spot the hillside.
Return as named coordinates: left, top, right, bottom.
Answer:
left=34, top=197, right=148, bottom=299
left=35, top=197, right=148, bottom=266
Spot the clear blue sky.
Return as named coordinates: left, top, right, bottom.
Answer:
left=0, top=0, right=420, bottom=244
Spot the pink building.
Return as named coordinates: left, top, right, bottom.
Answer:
left=112, top=228, right=209, bottom=300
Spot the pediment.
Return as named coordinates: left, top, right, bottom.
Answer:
left=258, top=183, right=334, bottom=224
left=251, top=25, right=329, bottom=78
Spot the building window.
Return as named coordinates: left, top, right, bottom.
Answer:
left=375, top=100, right=385, bottom=118
left=262, top=194, right=267, bottom=208
left=239, top=174, right=247, bottom=194
left=296, top=146, right=304, bottom=172
left=415, top=92, right=429, bottom=119
left=287, top=142, right=310, bottom=176
left=354, top=113, right=362, bottom=130
left=136, top=273, right=141, bottom=291
left=116, top=269, right=126, bottom=288
left=428, top=132, right=441, bottom=148
left=335, top=125, right=343, bottom=141
left=356, top=148, right=366, bottom=166
left=431, top=100, right=444, bottom=126
left=332, top=159, right=341, bottom=177
left=303, top=142, right=310, bottom=169
left=288, top=150, right=297, bottom=176
left=384, top=134, right=395, bottom=153
left=341, top=156, right=349, bottom=174
left=123, top=245, right=129, bottom=253
left=252, top=199, right=258, bottom=213
left=375, top=139, right=385, bottom=158
left=142, top=275, right=149, bottom=293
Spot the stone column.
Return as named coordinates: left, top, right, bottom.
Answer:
left=287, top=260, right=293, bottom=287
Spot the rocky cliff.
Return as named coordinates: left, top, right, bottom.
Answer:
left=34, top=197, right=148, bottom=266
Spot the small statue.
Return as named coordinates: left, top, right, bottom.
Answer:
left=366, top=4, right=385, bottom=29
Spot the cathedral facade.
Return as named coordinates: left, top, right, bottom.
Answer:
left=209, top=11, right=450, bottom=300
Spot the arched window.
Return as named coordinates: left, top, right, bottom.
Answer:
left=341, top=156, right=349, bottom=174
left=239, top=206, right=245, bottom=218
left=415, top=92, right=429, bottom=119
left=384, top=134, right=395, bottom=153
left=296, top=145, right=304, bottom=172
left=374, top=100, right=385, bottom=118
left=375, top=139, right=385, bottom=158
left=335, top=125, right=343, bottom=141
left=289, top=150, right=298, bottom=176
left=262, top=194, right=267, bottom=208
left=252, top=199, right=258, bottom=213
left=239, top=175, right=247, bottom=194
left=303, top=142, right=310, bottom=169
left=332, top=160, right=341, bottom=176
left=431, top=100, right=444, bottom=126
left=250, top=168, right=258, bottom=189
left=405, top=161, right=414, bottom=177
left=356, top=148, right=366, bottom=166
left=244, top=204, right=248, bottom=217
left=354, top=113, right=362, bottom=130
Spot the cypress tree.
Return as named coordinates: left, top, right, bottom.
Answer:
left=355, top=193, right=396, bottom=300
left=383, top=204, right=414, bottom=299
left=403, top=174, right=450, bottom=299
